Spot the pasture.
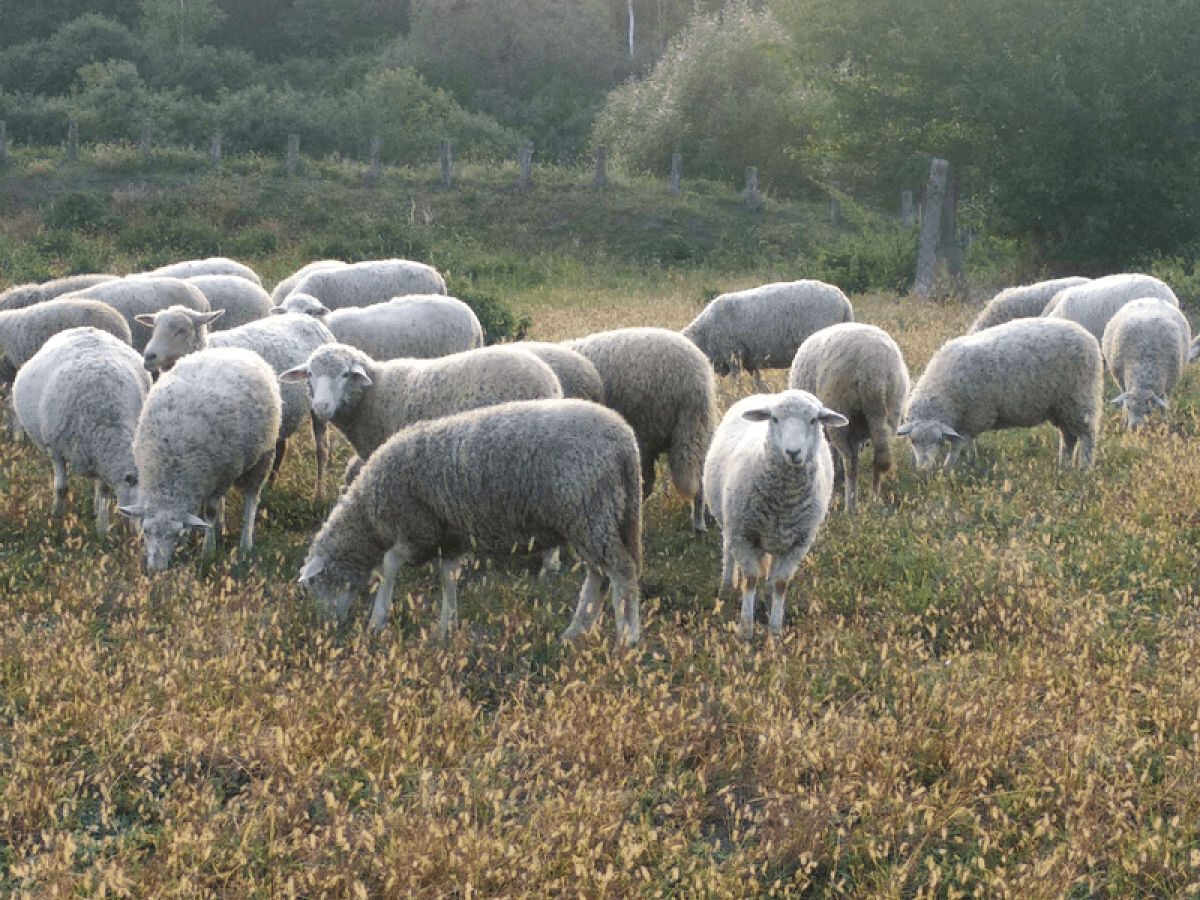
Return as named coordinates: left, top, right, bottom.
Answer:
left=4, top=271, right=1200, bottom=898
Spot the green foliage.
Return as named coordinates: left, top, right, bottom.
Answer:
left=806, top=224, right=918, bottom=295
left=70, top=60, right=149, bottom=141
left=44, top=191, right=118, bottom=234
left=446, top=282, right=532, bottom=343
left=0, top=14, right=145, bottom=97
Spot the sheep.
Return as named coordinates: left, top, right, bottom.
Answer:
left=681, top=280, right=854, bottom=383
left=12, top=327, right=151, bottom=534
left=120, top=347, right=282, bottom=571
left=0, top=296, right=132, bottom=382
left=702, top=390, right=847, bottom=640
left=898, top=318, right=1103, bottom=471
left=1101, top=297, right=1193, bottom=428
left=788, top=323, right=910, bottom=512
left=1041, top=272, right=1179, bottom=343
left=270, top=259, right=348, bottom=306
left=298, top=398, right=643, bottom=645
left=272, top=293, right=484, bottom=361
left=0, top=273, right=119, bottom=313
left=286, top=258, right=447, bottom=311
left=967, top=276, right=1090, bottom=334
left=563, top=327, right=715, bottom=532
left=67, top=276, right=211, bottom=352
left=512, top=342, right=605, bottom=404
left=279, top=343, right=563, bottom=470
left=185, top=274, right=274, bottom=331
left=148, top=256, right=262, bottom=286
left=137, top=305, right=335, bottom=498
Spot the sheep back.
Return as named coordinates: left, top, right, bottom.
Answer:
left=289, top=259, right=447, bottom=310
left=1042, top=272, right=1179, bottom=342
left=186, top=274, right=274, bottom=330
left=73, top=276, right=212, bottom=352
left=0, top=273, right=119, bottom=313
left=0, top=297, right=132, bottom=382
left=968, top=276, right=1090, bottom=334
left=515, top=341, right=606, bottom=404
left=270, top=259, right=348, bottom=305
left=150, top=257, right=262, bottom=285
left=324, top=294, right=484, bottom=360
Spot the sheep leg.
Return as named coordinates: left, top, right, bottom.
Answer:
left=369, top=545, right=407, bottom=632
left=435, top=554, right=465, bottom=639
left=766, top=547, right=813, bottom=636
left=611, top=571, right=641, bottom=647
left=539, top=546, right=561, bottom=578
left=738, top=575, right=759, bottom=641
left=562, top=566, right=606, bottom=641
left=312, top=413, right=328, bottom=500
left=51, top=456, right=68, bottom=518
left=691, top=492, right=707, bottom=533
left=239, top=488, right=262, bottom=557
left=236, top=449, right=276, bottom=557
left=94, top=481, right=112, bottom=535
left=201, top=496, right=223, bottom=556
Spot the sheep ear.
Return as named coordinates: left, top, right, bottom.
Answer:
left=269, top=305, right=286, bottom=315
left=182, top=513, right=210, bottom=530
left=134, top=313, right=157, bottom=329
left=349, top=363, right=373, bottom=386
left=741, top=408, right=771, bottom=422
left=1189, top=342, right=1200, bottom=363
left=197, top=309, right=225, bottom=327
left=818, top=408, right=849, bottom=428
left=1111, top=393, right=1129, bottom=407
left=938, top=423, right=963, bottom=442
left=299, top=555, right=325, bottom=583
left=279, top=364, right=311, bottom=383
left=1154, top=394, right=1169, bottom=410
left=118, top=504, right=145, bottom=519
left=896, top=422, right=915, bottom=436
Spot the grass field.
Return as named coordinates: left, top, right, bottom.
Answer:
left=4, top=268, right=1200, bottom=899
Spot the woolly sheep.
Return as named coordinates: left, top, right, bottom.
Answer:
left=13, top=327, right=151, bottom=534
left=0, top=273, right=119, bottom=313
left=967, top=276, right=1091, bottom=334
left=137, top=305, right=335, bottom=498
left=68, top=276, right=211, bottom=352
left=185, top=274, right=274, bottom=331
left=120, top=347, right=282, bottom=571
left=898, top=318, right=1103, bottom=471
left=272, top=293, right=483, bottom=360
left=703, top=390, right=847, bottom=640
left=279, top=342, right=563, bottom=468
left=681, top=280, right=854, bottom=381
left=788, top=323, right=910, bottom=512
left=513, top=342, right=606, bottom=404
left=149, top=256, right=262, bottom=286
left=270, top=259, right=348, bottom=306
left=1101, top=297, right=1193, bottom=428
left=563, top=327, right=715, bottom=532
left=1041, top=272, right=1179, bottom=343
left=0, top=296, right=132, bottom=383
left=299, top=398, right=643, bottom=644
left=287, top=258, right=447, bottom=311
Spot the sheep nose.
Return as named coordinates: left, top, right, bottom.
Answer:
left=143, top=353, right=157, bottom=370
left=786, top=448, right=802, bottom=464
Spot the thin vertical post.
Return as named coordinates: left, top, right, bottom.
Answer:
left=67, top=121, right=78, bottom=162
left=744, top=166, right=760, bottom=210
left=440, top=140, right=453, bottom=188
left=518, top=140, right=533, bottom=192
left=914, top=157, right=950, bottom=297
left=286, top=134, right=300, bottom=174
left=669, top=152, right=682, bottom=195
left=593, top=145, right=607, bottom=188
left=210, top=131, right=222, bottom=171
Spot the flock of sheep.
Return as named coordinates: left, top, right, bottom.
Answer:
left=2, top=258, right=1193, bottom=646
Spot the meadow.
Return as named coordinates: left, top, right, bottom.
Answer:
left=4, top=157, right=1200, bottom=897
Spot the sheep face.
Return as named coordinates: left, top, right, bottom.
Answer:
left=1112, top=390, right=1168, bottom=429
left=298, top=553, right=363, bottom=622
left=280, top=348, right=372, bottom=422
left=272, top=293, right=329, bottom=318
left=742, top=392, right=847, bottom=466
left=897, top=419, right=965, bottom=471
left=120, top=506, right=209, bottom=571
left=138, top=306, right=224, bottom=371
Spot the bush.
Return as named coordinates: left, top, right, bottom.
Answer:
left=807, top=225, right=918, bottom=295
left=446, top=281, right=531, bottom=344
left=45, top=191, right=118, bottom=234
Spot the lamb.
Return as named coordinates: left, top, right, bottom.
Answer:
left=563, top=327, right=715, bottom=532
left=270, top=259, right=348, bottom=305
left=12, top=327, right=151, bottom=534
left=0, top=273, right=119, bottom=313
left=67, top=276, right=211, bottom=352
left=185, top=274, right=274, bottom=331
left=149, top=256, right=262, bottom=286
left=279, top=342, right=563, bottom=468
left=967, top=276, right=1090, bottom=334
left=1101, top=297, right=1193, bottom=428
left=120, top=347, right=282, bottom=571
left=1041, top=272, right=1179, bottom=343
left=681, top=280, right=854, bottom=382
left=702, top=390, right=847, bottom=640
left=788, top=323, right=910, bottom=512
left=898, top=318, right=1103, bottom=471
left=137, top=305, right=335, bottom=498
left=272, top=293, right=483, bottom=360
left=286, top=258, right=447, bottom=310
left=298, top=398, right=643, bottom=644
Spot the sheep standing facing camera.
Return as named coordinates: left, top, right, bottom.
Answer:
left=703, top=389, right=847, bottom=640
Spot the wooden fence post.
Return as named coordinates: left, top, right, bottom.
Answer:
left=914, top=157, right=950, bottom=297
left=518, top=140, right=533, bottom=192
left=140, top=124, right=152, bottom=161
left=830, top=195, right=842, bottom=223
left=286, top=134, right=299, bottom=174
left=440, top=140, right=453, bottom=188
left=366, top=136, right=381, bottom=185
left=593, top=145, right=607, bottom=188
left=939, top=169, right=962, bottom=279
left=901, top=190, right=915, bottom=228
left=210, top=131, right=222, bottom=171
left=744, top=167, right=761, bottom=210
left=67, top=121, right=78, bottom=162
left=669, top=152, right=682, bottom=195
left=0, top=121, right=6, bottom=168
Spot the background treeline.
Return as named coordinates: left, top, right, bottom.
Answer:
left=3, top=0, right=1200, bottom=272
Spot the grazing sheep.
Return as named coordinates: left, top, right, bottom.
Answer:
left=138, top=305, right=335, bottom=498
left=273, top=293, right=483, bottom=360
left=287, top=258, right=447, bottom=311
left=68, top=276, right=211, bottom=352
left=564, top=327, right=715, bottom=532
left=1041, top=272, right=1179, bottom=343
left=788, top=323, right=910, bottom=512
left=898, top=318, right=1103, bottom=471
left=270, top=259, right=348, bottom=306
left=120, top=347, right=282, bottom=571
left=703, top=390, right=847, bottom=640
left=149, top=256, right=262, bottom=286
left=681, top=280, right=854, bottom=382
left=1101, top=297, right=1193, bottom=428
left=967, top=276, right=1091, bottom=334
left=299, top=398, right=643, bottom=644
left=514, top=342, right=606, bottom=404
left=0, top=273, right=119, bottom=313
left=185, top=274, right=274, bottom=331
left=0, top=296, right=132, bottom=382
left=13, top=327, right=151, bottom=534
left=279, top=342, right=563, bottom=468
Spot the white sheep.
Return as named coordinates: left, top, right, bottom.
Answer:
left=12, top=327, right=151, bottom=534
left=681, top=280, right=854, bottom=382
left=120, top=347, right=282, bottom=571
left=1101, top=297, right=1193, bottom=428
left=564, top=327, right=715, bottom=532
left=272, top=293, right=483, bottom=360
left=788, top=323, right=910, bottom=512
left=967, top=276, right=1090, bottom=334
left=0, top=273, right=119, bottom=313
left=703, top=390, right=847, bottom=640
left=898, top=318, right=1103, bottom=471
left=0, top=296, right=132, bottom=382
left=299, top=398, right=643, bottom=644
left=514, top=342, right=606, bottom=404
left=137, top=305, right=335, bottom=498
left=286, top=258, right=447, bottom=310
left=1041, top=272, right=1179, bottom=343
left=270, top=259, right=348, bottom=306
left=185, top=274, right=274, bottom=331
left=149, top=256, right=262, bottom=286
left=279, top=342, right=563, bottom=468
left=68, top=276, right=212, bottom=352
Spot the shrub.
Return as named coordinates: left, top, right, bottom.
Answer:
left=446, top=281, right=531, bottom=344
left=807, top=225, right=918, bottom=295
left=44, top=191, right=118, bottom=234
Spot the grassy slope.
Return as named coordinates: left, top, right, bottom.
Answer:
left=3, top=156, right=1200, bottom=897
